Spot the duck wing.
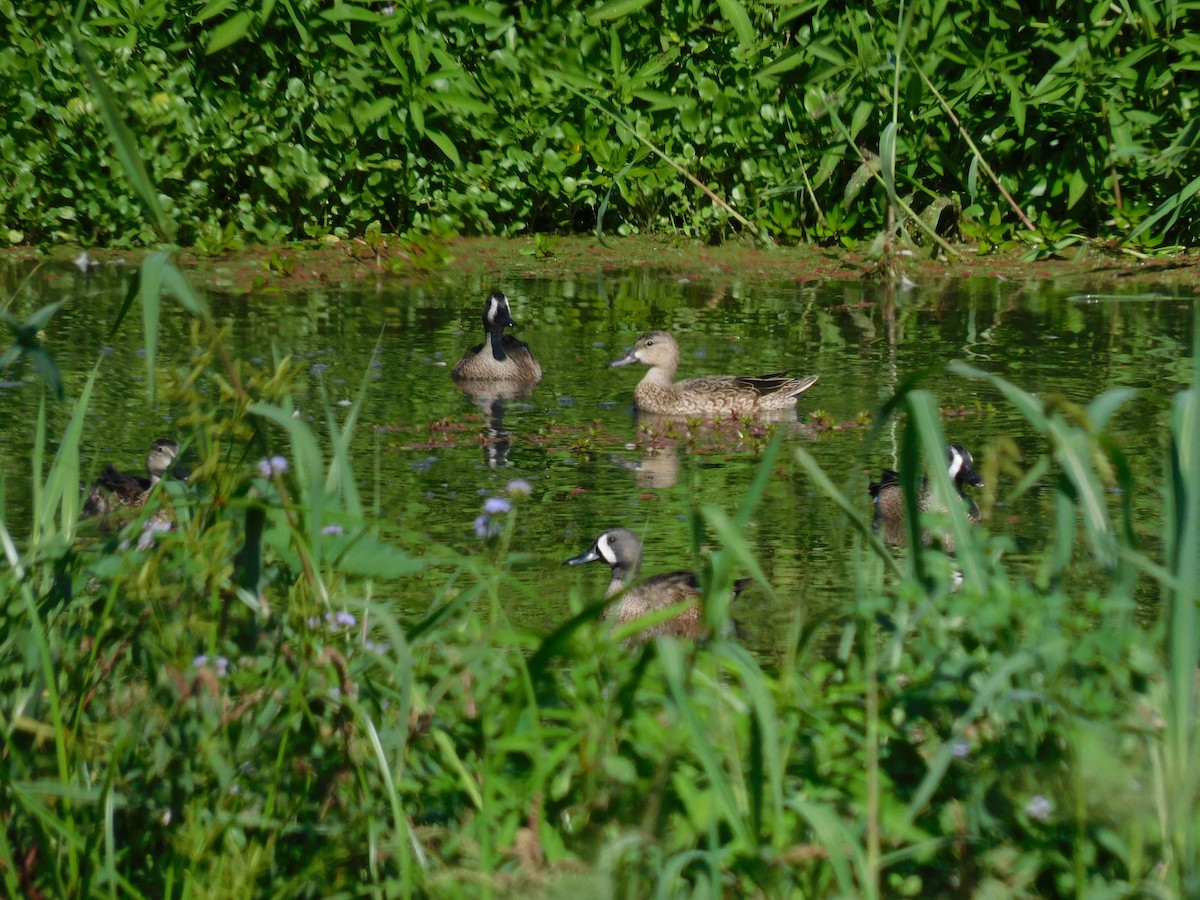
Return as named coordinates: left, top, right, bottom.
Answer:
left=868, top=469, right=900, bottom=498
left=96, top=464, right=150, bottom=502
left=733, top=372, right=820, bottom=398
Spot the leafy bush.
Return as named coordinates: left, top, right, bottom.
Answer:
left=2, top=0, right=1198, bottom=249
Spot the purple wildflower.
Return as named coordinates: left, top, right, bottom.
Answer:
left=193, top=655, right=209, bottom=668
left=484, top=497, right=511, bottom=515
left=474, top=513, right=498, bottom=538
left=322, top=524, right=344, bottom=536
left=215, top=656, right=229, bottom=677
left=258, top=456, right=289, bottom=478
left=506, top=479, right=532, bottom=497
left=335, top=611, right=357, bottom=628
left=1025, top=795, right=1052, bottom=822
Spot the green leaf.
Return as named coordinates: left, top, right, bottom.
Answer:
left=139, top=251, right=166, bottom=404
left=205, top=11, right=253, bottom=54
left=717, top=0, right=755, bottom=48
left=162, top=260, right=210, bottom=318
left=425, top=129, right=460, bottom=166
left=586, top=0, right=653, bottom=22
left=28, top=349, right=63, bottom=400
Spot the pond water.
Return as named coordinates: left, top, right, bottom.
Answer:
left=0, top=256, right=1195, bottom=654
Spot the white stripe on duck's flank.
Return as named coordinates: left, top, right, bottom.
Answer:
left=608, top=330, right=818, bottom=418
left=452, top=291, right=542, bottom=383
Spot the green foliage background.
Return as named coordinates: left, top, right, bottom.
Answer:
left=3, top=0, right=1199, bottom=248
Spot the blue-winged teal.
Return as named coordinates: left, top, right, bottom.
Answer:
left=566, top=527, right=751, bottom=639
left=452, top=291, right=542, bottom=383
left=869, top=444, right=984, bottom=550
left=82, top=438, right=185, bottom=517
left=609, top=331, right=818, bottom=418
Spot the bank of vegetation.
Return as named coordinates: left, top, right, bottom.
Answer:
left=3, top=1, right=1200, bottom=897
left=2, top=1, right=1198, bottom=253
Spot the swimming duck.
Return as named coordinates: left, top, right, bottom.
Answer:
left=565, top=527, right=752, bottom=640
left=452, top=291, right=542, bottom=383
left=609, top=331, right=818, bottom=418
left=82, top=438, right=185, bottom=517
left=869, top=444, right=984, bottom=550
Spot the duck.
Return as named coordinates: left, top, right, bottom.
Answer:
left=565, top=527, right=752, bottom=640
left=451, top=291, right=542, bottom=383
left=609, top=331, right=818, bottom=418
left=869, top=444, right=984, bottom=550
left=82, top=438, right=186, bottom=517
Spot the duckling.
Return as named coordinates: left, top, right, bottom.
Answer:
left=869, top=444, right=984, bottom=550
left=82, top=438, right=185, bottom=517
left=609, top=331, right=818, bottom=418
left=565, top=527, right=752, bottom=640
left=452, top=291, right=542, bottom=383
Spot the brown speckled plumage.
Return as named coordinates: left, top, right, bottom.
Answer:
left=82, top=438, right=183, bottom=517
left=565, top=527, right=751, bottom=640
left=869, top=444, right=984, bottom=552
left=452, top=291, right=542, bottom=383
left=609, top=331, right=817, bottom=418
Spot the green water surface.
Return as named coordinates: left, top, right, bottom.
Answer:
left=1, top=259, right=1194, bottom=652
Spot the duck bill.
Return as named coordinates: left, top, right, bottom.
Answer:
left=608, top=347, right=639, bottom=368
left=564, top=543, right=602, bottom=566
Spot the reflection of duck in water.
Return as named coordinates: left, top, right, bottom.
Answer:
left=566, top=527, right=752, bottom=640
left=869, top=444, right=984, bottom=552
left=452, top=292, right=540, bottom=468
left=452, top=291, right=541, bottom=383
left=82, top=438, right=187, bottom=517
left=609, top=331, right=817, bottom=419
left=608, top=443, right=681, bottom=489
left=461, top=393, right=518, bottom=469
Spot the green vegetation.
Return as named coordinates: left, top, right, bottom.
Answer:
left=3, top=4, right=1200, bottom=897
left=4, top=257, right=1200, bottom=895
left=3, top=1, right=1199, bottom=251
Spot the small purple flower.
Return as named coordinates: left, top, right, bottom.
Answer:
left=258, top=456, right=289, bottom=478
left=329, top=687, right=342, bottom=698
left=335, top=611, right=357, bottom=628
left=506, top=479, right=532, bottom=497
left=322, top=524, right=344, bottom=536
left=474, top=513, right=501, bottom=539
left=951, top=739, right=971, bottom=759
left=193, top=654, right=209, bottom=668
left=215, top=656, right=229, bottom=677
left=483, top=497, right=511, bottom=515
left=1025, top=794, right=1052, bottom=822
left=306, top=616, right=321, bottom=629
